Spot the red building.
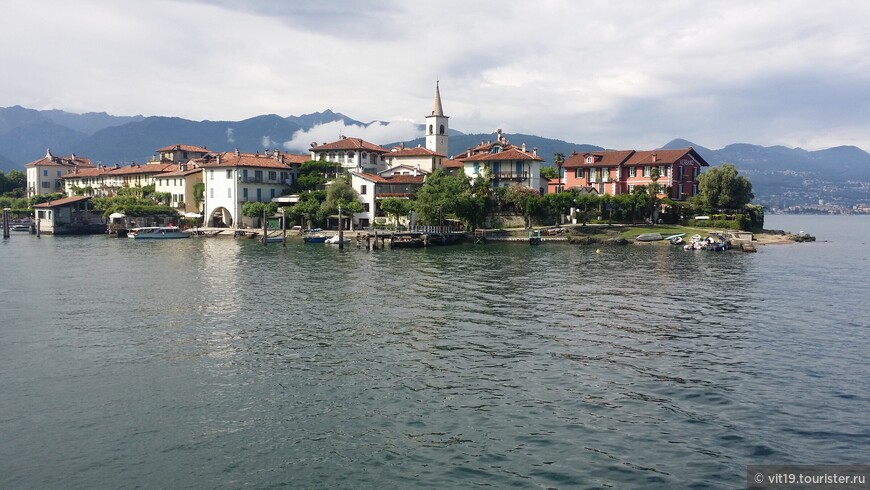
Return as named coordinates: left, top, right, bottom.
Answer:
left=551, top=147, right=708, bottom=200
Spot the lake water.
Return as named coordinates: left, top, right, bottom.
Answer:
left=1, top=215, right=868, bottom=488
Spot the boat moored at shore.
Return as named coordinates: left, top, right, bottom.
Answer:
left=128, top=226, right=191, bottom=239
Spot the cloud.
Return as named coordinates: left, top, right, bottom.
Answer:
left=282, top=120, right=422, bottom=153
left=3, top=0, right=870, bottom=151
left=226, top=128, right=234, bottom=144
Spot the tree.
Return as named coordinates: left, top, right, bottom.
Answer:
left=295, top=160, right=339, bottom=192
left=540, top=166, right=558, bottom=180
left=505, top=184, right=543, bottom=229
left=573, top=192, right=600, bottom=225
left=242, top=201, right=278, bottom=218
left=319, top=174, right=362, bottom=230
left=553, top=152, right=565, bottom=192
left=0, top=170, right=25, bottom=195
left=414, top=169, right=472, bottom=226
left=379, top=197, right=412, bottom=230
left=697, top=163, right=754, bottom=212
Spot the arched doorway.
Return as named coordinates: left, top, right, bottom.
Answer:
left=208, top=207, right=234, bottom=228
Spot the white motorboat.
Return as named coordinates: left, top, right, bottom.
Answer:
left=128, top=226, right=191, bottom=239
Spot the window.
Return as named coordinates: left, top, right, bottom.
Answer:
left=210, top=170, right=214, bottom=180
left=226, top=169, right=232, bottom=179
left=41, top=181, right=50, bottom=189
left=629, top=167, right=637, bottom=178
left=256, top=188, right=262, bottom=201
left=254, top=170, right=263, bottom=181
left=628, top=184, right=635, bottom=193
left=643, top=166, right=651, bottom=177
left=270, top=188, right=275, bottom=198
left=361, top=185, right=367, bottom=195
left=659, top=166, right=668, bottom=177
left=57, top=170, right=62, bottom=177
left=243, top=188, right=248, bottom=200
left=43, top=170, right=48, bottom=176
left=347, top=152, right=354, bottom=162
left=428, top=124, right=433, bottom=135
left=439, top=124, right=445, bottom=135
left=227, top=188, right=231, bottom=198
left=575, top=168, right=585, bottom=179
left=586, top=156, right=593, bottom=164
left=678, top=166, right=684, bottom=180
left=473, top=162, right=479, bottom=175
left=210, top=188, right=214, bottom=198
left=268, top=171, right=277, bottom=181
left=363, top=203, right=370, bottom=212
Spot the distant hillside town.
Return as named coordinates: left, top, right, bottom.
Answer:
left=18, top=83, right=723, bottom=230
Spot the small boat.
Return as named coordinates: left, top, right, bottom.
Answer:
left=670, top=236, right=684, bottom=245
left=260, top=235, right=284, bottom=244
left=303, top=235, right=328, bottom=243
left=635, top=232, right=663, bottom=242
left=128, top=226, right=191, bottom=239
left=325, top=235, right=349, bottom=245
left=11, top=224, right=31, bottom=232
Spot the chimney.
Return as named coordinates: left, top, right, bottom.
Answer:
left=651, top=153, right=657, bottom=163
left=234, top=148, right=240, bottom=157
left=273, top=149, right=280, bottom=159
left=522, top=143, right=526, bottom=152
left=217, top=154, right=222, bottom=165
left=533, top=148, right=538, bottom=157
left=466, top=149, right=471, bottom=158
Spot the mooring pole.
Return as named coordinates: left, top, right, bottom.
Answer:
left=262, top=209, right=267, bottom=246
left=337, top=204, right=344, bottom=250
left=2, top=208, right=10, bottom=239
left=282, top=208, right=287, bottom=247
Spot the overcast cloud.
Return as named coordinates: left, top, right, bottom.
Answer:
left=2, top=0, right=869, bottom=151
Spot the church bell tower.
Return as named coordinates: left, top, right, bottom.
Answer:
left=425, top=81, right=449, bottom=157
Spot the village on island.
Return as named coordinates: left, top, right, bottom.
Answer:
left=3, top=83, right=777, bottom=251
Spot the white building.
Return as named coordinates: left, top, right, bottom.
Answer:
left=457, top=129, right=545, bottom=193
left=25, top=149, right=93, bottom=198
left=201, top=149, right=306, bottom=228
left=309, top=137, right=389, bottom=173
left=350, top=165, right=428, bottom=228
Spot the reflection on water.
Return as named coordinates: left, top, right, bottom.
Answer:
left=1, top=218, right=868, bottom=488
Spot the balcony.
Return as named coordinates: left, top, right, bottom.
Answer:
left=492, top=171, right=529, bottom=181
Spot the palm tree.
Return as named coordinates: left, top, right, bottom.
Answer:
left=553, top=152, right=565, bottom=192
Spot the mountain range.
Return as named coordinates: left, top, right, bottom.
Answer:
left=2, top=105, right=868, bottom=208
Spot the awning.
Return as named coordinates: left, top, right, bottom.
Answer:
left=108, top=212, right=126, bottom=220
left=183, top=212, right=203, bottom=218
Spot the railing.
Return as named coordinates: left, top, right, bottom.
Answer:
left=492, top=172, right=529, bottom=180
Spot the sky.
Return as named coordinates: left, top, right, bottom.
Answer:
left=3, top=0, right=869, bottom=152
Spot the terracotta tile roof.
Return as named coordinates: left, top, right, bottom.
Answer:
left=61, top=167, right=106, bottom=178
left=624, top=148, right=709, bottom=167
left=33, top=196, right=91, bottom=208
left=311, top=137, right=389, bottom=153
left=351, top=172, right=425, bottom=185
left=159, top=167, right=203, bottom=178
left=382, top=174, right=425, bottom=184
left=156, top=144, right=211, bottom=153
left=459, top=147, right=544, bottom=162
left=25, top=154, right=94, bottom=168
left=563, top=150, right=634, bottom=168
left=283, top=153, right=310, bottom=165
left=107, top=163, right=178, bottom=175
left=201, top=152, right=298, bottom=169
left=442, top=159, right=464, bottom=169
left=386, top=147, right=445, bottom=158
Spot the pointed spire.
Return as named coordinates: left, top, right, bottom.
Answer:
left=432, top=80, right=444, bottom=116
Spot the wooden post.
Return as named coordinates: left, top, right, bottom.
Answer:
left=282, top=208, right=287, bottom=247
left=262, top=208, right=267, bottom=246
left=338, top=204, right=344, bottom=250
left=2, top=208, right=9, bottom=239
